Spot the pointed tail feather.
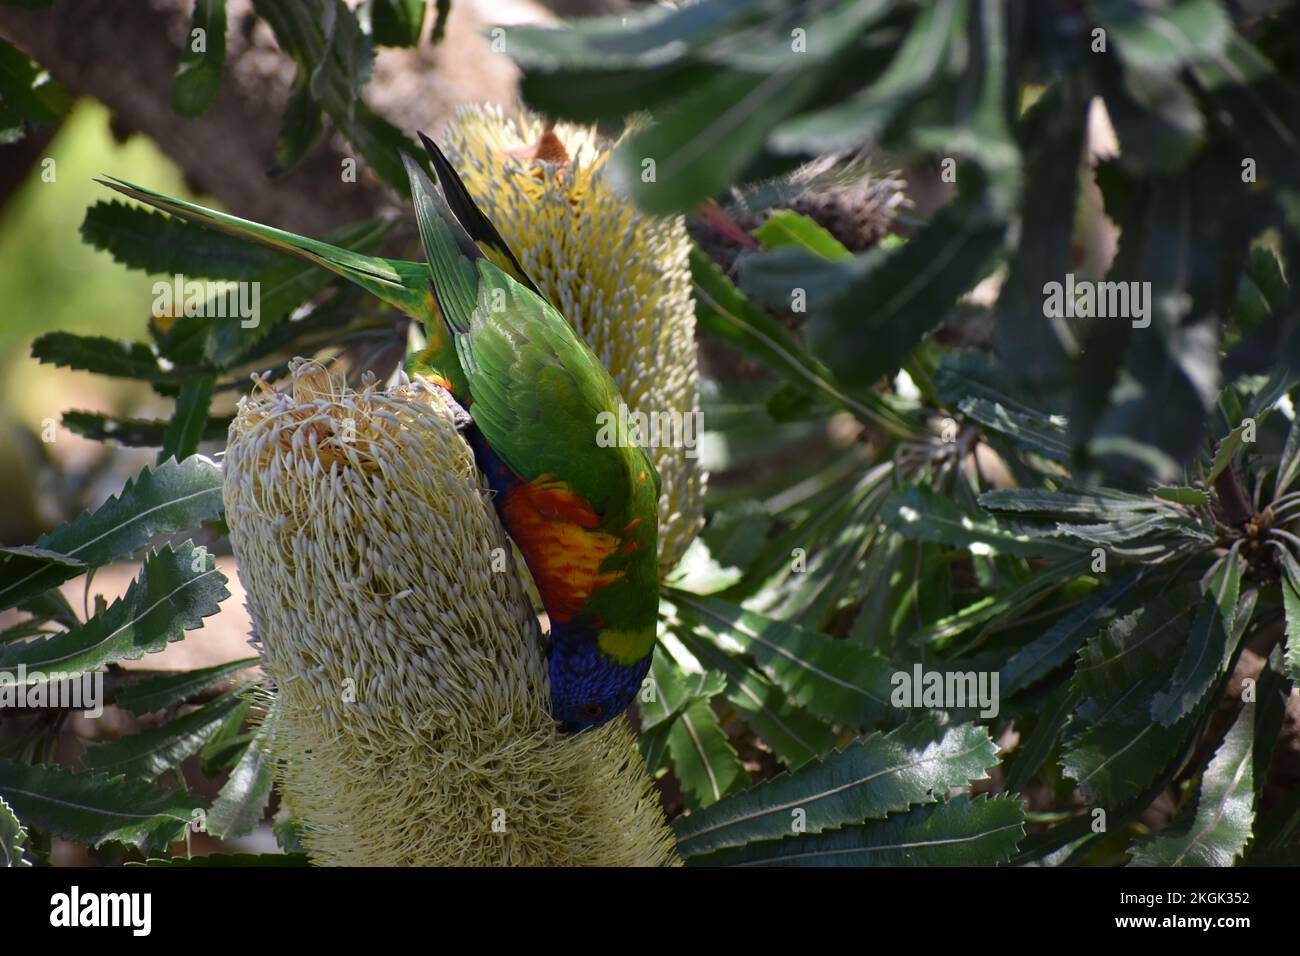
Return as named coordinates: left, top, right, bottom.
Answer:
left=415, top=131, right=540, bottom=295
left=97, top=176, right=418, bottom=311
left=400, top=151, right=485, bottom=339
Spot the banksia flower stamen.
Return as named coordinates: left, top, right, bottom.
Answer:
left=224, top=360, right=675, bottom=866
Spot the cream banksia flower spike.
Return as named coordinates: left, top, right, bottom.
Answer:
left=439, top=105, right=706, bottom=575
left=223, top=360, right=676, bottom=866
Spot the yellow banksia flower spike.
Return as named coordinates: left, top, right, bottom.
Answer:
left=223, top=360, right=676, bottom=866
left=440, top=105, right=706, bottom=575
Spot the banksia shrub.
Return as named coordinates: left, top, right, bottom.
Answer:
left=223, top=361, right=675, bottom=866
left=441, top=106, right=705, bottom=575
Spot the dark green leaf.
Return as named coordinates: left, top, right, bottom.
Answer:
left=207, top=734, right=274, bottom=838
left=160, top=377, right=215, bottom=462
left=675, top=627, right=834, bottom=770
left=770, top=0, right=968, bottom=153
left=667, top=698, right=747, bottom=810
left=81, top=200, right=273, bottom=279
left=83, top=689, right=248, bottom=779
left=0, top=457, right=224, bottom=612
left=692, top=794, right=1025, bottom=866
left=999, top=572, right=1143, bottom=694
left=62, top=410, right=231, bottom=448
left=667, top=590, right=893, bottom=729
left=114, top=657, right=259, bottom=715
left=0, top=759, right=201, bottom=852
left=172, top=0, right=227, bottom=117
left=31, top=332, right=205, bottom=383
left=1129, top=702, right=1255, bottom=866
left=673, top=718, right=998, bottom=858
left=370, top=0, right=425, bottom=47
left=1151, top=552, right=1244, bottom=726
left=0, top=796, right=31, bottom=867
left=0, top=542, right=229, bottom=677
left=0, top=37, right=69, bottom=130
left=884, top=484, right=1086, bottom=560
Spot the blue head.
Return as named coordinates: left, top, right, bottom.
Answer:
left=548, top=623, right=652, bottom=734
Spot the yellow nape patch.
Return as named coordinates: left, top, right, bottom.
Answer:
left=596, top=627, right=655, bottom=666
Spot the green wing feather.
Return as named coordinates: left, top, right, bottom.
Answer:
left=402, top=147, right=660, bottom=522
left=98, top=176, right=470, bottom=397
left=97, top=177, right=427, bottom=316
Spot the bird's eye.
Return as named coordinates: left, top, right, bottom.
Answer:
left=581, top=702, right=605, bottom=720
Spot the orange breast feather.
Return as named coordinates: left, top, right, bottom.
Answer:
left=499, top=477, right=625, bottom=622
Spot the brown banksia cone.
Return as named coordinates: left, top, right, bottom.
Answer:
left=223, top=360, right=675, bottom=866
left=440, top=105, right=705, bottom=576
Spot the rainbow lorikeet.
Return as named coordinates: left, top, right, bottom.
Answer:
left=99, top=141, right=662, bottom=734
left=402, top=133, right=661, bottom=733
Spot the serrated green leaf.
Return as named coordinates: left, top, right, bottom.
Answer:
left=1207, top=419, right=1250, bottom=483
left=207, top=733, right=274, bottom=839
left=114, top=657, right=259, bottom=715
left=0, top=457, right=224, bottom=612
left=979, top=487, right=1168, bottom=518
left=0, top=795, right=31, bottom=867
left=999, top=572, right=1143, bottom=693
left=992, top=76, right=1088, bottom=390
left=0, top=759, right=201, bottom=852
left=676, top=627, right=834, bottom=770
left=1150, top=552, right=1244, bottom=725
left=31, top=332, right=204, bottom=383
left=959, top=397, right=1072, bottom=463
left=1129, top=703, right=1255, bottom=866
left=1004, top=682, right=1077, bottom=794
left=0, top=542, right=228, bottom=677
left=62, top=410, right=232, bottom=448
left=270, top=73, right=323, bottom=175
left=673, top=719, right=998, bottom=858
left=883, top=485, right=1085, bottom=560
left=1277, top=547, right=1300, bottom=688
left=1154, top=486, right=1210, bottom=505
left=667, top=590, right=892, bottom=729
left=692, top=794, right=1025, bottom=867
left=83, top=689, right=248, bottom=779
left=172, top=0, right=227, bottom=117
left=80, top=200, right=273, bottom=279
left=641, top=651, right=725, bottom=731
left=133, top=851, right=309, bottom=866
left=668, top=698, right=748, bottom=811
